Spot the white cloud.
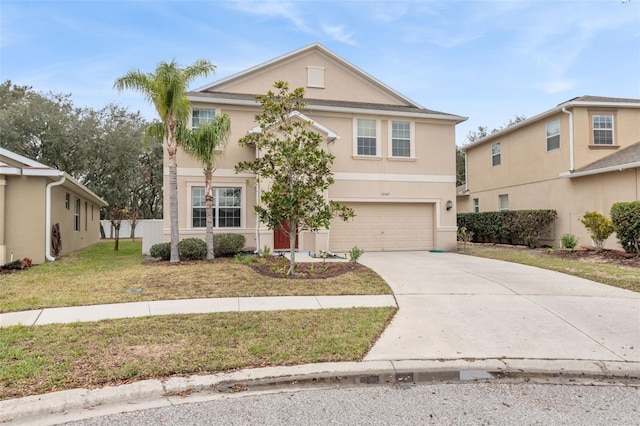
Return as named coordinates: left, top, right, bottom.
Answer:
left=535, top=79, right=576, bottom=95
left=227, top=0, right=311, bottom=33
left=322, top=25, right=357, bottom=46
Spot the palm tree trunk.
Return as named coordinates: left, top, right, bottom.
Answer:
left=167, top=131, right=180, bottom=264
left=204, top=165, right=215, bottom=260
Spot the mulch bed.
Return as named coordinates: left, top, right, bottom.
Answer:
left=546, top=246, right=640, bottom=268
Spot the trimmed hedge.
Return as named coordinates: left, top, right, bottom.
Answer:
left=611, top=201, right=640, bottom=254
left=214, top=233, right=246, bottom=257
left=149, top=242, right=171, bottom=260
left=457, top=210, right=557, bottom=248
left=178, top=238, right=207, bottom=260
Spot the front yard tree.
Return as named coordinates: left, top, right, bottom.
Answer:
left=114, top=59, right=216, bottom=263
left=181, top=114, right=232, bottom=260
left=236, top=81, right=354, bottom=276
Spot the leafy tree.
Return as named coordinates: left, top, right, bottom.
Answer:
left=456, top=146, right=465, bottom=186
left=114, top=59, right=216, bottom=263
left=235, top=81, right=354, bottom=275
left=181, top=114, right=232, bottom=260
left=136, top=140, right=164, bottom=219
left=580, top=211, right=614, bottom=252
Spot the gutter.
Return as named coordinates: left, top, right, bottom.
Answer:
left=45, top=174, right=65, bottom=261
left=560, top=161, right=640, bottom=179
left=561, top=107, right=575, bottom=172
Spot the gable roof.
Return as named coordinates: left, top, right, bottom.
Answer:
left=189, top=43, right=467, bottom=123
left=464, top=95, right=640, bottom=150
left=561, top=141, right=640, bottom=178
left=0, top=147, right=108, bottom=206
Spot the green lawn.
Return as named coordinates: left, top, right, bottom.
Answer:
left=460, top=244, right=640, bottom=292
left=1, top=241, right=391, bottom=313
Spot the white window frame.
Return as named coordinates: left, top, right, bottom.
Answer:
left=473, top=198, right=479, bottom=213
left=74, top=198, right=80, bottom=232
left=187, top=183, right=245, bottom=229
left=388, top=120, right=415, bottom=158
left=353, top=118, right=381, bottom=158
left=191, top=108, right=216, bottom=129
left=499, top=194, right=509, bottom=212
left=546, top=119, right=560, bottom=151
left=491, top=142, right=501, bottom=166
left=591, top=113, right=615, bottom=145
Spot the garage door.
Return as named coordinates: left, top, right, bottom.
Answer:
left=329, top=203, right=434, bottom=252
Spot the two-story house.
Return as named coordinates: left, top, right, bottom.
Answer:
left=164, top=43, right=466, bottom=254
left=458, top=96, right=640, bottom=249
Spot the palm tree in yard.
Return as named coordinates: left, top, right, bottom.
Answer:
left=114, top=59, right=215, bottom=263
left=181, top=114, right=231, bottom=260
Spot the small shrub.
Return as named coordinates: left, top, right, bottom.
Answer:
left=178, top=238, right=207, bottom=260
left=149, top=242, right=171, bottom=260
left=259, top=245, right=272, bottom=258
left=611, top=201, right=640, bottom=255
left=580, top=211, right=614, bottom=252
left=457, top=226, right=474, bottom=252
left=560, top=233, right=578, bottom=251
left=214, top=233, right=246, bottom=257
left=348, top=245, right=365, bottom=264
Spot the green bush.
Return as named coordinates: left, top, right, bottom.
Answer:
left=457, top=210, right=557, bottom=248
left=580, top=211, right=614, bottom=252
left=214, top=233, right=246, bottom=257
left=348, top=245, right=365, bottom=264
left=149, top=242, right=171, bottom=260
left=178, top=238, right=207, bottom=260
left=611, top=202, right=640, bottom=254
left=560, top=233, right=578, bottom=251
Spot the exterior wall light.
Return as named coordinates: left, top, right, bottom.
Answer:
left=446, top=200, right=453, bottom=211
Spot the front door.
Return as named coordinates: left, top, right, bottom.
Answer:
left=274, top=220, right=298, bottom=250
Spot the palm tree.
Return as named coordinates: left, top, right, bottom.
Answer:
left=181, top=114, right=231, bottom=260
left=114, top=60, right=215, bottom=263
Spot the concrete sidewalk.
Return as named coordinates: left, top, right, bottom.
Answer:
left=0, top=295, right=397, bottom=327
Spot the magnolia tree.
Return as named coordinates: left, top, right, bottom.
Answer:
left=236, top=81, right=354, bottom=275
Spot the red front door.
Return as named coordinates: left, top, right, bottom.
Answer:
left=274, top=220, right=298, bottom=250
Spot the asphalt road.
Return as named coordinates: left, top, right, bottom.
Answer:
left=60, top=382, right=639, bottom=426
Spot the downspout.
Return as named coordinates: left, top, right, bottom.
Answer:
left=45, top=175, right=65, bottom=261
left=562, top=107, right=574, bottom=172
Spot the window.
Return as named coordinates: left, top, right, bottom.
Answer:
left=191, top=108, right=215, bottom=129
left=491, top=143, right=501, bottom=166
left=307, top=66, right=325, bottom=88
left=65, top=193, right=70, bottom=210
left=499, top=194, right=509, bottom=211
left=74, top=198, right=80, bottom=231
left=192, top=187, right=241, bottom=228
left=85, top=202, right=88, bottom=231
left=391, top=121, right=411, bottom=157
left=356, top=118, right=377, bottom=156
left=592, top=114, right=614, bottom=145
left=473, top=198, right=479, bottom=213
left=546, top=120, right=560, bottom=151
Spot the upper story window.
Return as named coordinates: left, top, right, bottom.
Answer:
left=546, top=120, right=560, bottom=151
left=65, top=193, right=70, bottom=210
left=491, top=142, right=501, bottom=166
left=191, top=108, right=216, bottom=129
left=74, top=198, right=80, bottom=232
left=592, top=114, right=614, bottom=145
left=355, top=118, right=378, bottom=156
left=499, top=194, right=509, bottom=212
left=473, top=198, right=479, bottom=213
left=192, top=186, right=241, bottom=228
left=390, top=121, right=412, bottom=157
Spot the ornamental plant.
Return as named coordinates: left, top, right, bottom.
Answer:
left=580, top=211, right=614, bottom=252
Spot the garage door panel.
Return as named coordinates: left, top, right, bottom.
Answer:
left=330, top=203, right=434, bottom=252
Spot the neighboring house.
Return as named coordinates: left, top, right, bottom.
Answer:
left=0, top=147, right=107, bottom=265
left=166, top=43, right=466, bottom=254
left=458, top=96, right=640, bottom=249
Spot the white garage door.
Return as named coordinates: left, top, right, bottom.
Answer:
left=330, top=203, right=434, bottom=252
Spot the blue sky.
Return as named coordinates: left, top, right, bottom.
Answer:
left=1, top=0, right=639, bottom=145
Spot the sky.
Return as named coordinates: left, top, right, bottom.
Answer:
left=1, top=0, right=639, bottom=145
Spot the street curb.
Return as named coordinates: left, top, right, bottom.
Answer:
left=2, top=359, right=639, bottom=425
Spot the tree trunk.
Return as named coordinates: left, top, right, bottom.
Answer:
left=204, top=165, right=215, bottom=260
left=167, top=128, right=180, bottom=263
left=114, top=222, right=120, bottom=251
left=288, top=220, right=296, bottom=276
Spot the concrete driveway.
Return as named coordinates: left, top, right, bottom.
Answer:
left=359, top=251, right=640, bottom=363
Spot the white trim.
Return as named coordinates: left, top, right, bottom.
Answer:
left=387, top=120, right=415, bottom=159
left=21, top=169, right=64, bottom=177
left=45, top=176, right=66, bottom=261
left=186, top=182, right=246, bottom=230
left=0, top=147, right=51, bottom=168
left=560, top=161, right=640, bottom=178
left=333, top=172, right=456, bottom=183
left=248, top=111, right=339, bottom=141
left=166, top=167, right=255, bottom=178
left=331, top=197, right=441, bottom=203
left=0, top=167, right=21, bottom=175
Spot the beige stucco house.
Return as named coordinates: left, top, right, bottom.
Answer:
left=458, top=96, right=640, bottom=249
left=165, top=43, right=466, bottom=254
left=0, top=147, right=107, bottom=265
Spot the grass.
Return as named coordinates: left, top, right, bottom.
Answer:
left=461, top=244, right=640, bottom=292
left=0, top=241, right=391, bottom=313
left=0, top=307, right=396, bottom=399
